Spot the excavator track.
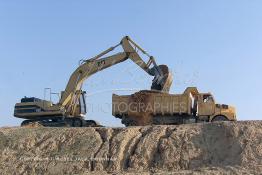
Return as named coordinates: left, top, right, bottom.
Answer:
left=21, top=117, right=101, bottom=127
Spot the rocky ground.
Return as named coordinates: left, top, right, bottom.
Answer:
left=0, top=121, right=262, bottom=174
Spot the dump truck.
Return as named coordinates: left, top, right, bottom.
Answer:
left=112, top=87, right=236, bottom=126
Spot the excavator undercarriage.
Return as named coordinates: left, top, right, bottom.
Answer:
left=20, top=118, right=99, bottom=127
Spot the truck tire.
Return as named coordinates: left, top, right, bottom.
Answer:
left=211, top=115, right=229, bottom=122
left=124, top=120, right=138, bottom=127
left=85, top=120, right=100, bottom=127
left=121, top=117, right=138, bottom=126
left=21, top=120, right=31, bottom=126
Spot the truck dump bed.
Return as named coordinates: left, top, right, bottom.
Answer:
left=112, top=89, right=195, bottom=125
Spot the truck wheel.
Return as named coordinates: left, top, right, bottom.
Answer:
left=123, top=120, right=138, bottom=127
left=85, top=120, right=99, bottom=127
left=21, top=120, right=31, bottom=126
left=211, top=115, right=229, bottom=122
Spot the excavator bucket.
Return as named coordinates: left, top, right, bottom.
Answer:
left=151, top=65, right=173, bottom=93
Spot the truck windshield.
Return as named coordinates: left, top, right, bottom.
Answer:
left=203, top=95, right=214, bottom=103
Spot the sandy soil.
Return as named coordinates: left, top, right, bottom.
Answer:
left=0, top=121, right=261, bottom=174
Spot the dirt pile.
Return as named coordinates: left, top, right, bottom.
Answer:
left=128, top=91, right=155, bottom=125
left=0, top=121, right=262, bottom=174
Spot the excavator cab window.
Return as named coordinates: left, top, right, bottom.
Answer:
left=79, top=92, right=87, bottom=115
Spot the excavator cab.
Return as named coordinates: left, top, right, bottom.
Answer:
left=71, top=91, right=87, bottom=117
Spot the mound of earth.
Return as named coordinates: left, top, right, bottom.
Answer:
left=0, top=121, right=261, bottom=174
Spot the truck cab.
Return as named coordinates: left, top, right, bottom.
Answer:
left=197, top=93, right=236, bottom=122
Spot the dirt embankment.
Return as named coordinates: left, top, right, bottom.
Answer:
left=0, top=121, right=262, bottom=174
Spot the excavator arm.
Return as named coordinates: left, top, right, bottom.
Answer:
left=121, top=36, right=173, bottom=92
left=59, top=36, right=173, bottom=116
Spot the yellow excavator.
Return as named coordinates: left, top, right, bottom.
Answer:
left=14, top=36, right=173, bottom=127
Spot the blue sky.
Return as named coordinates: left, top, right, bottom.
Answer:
left=0, top=1, right=261, bottom=126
